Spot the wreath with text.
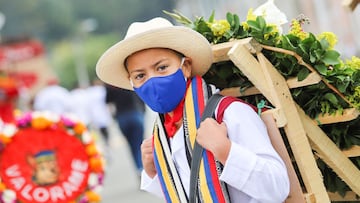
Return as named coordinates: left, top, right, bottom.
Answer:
left=0, top=111, right=105, bottom=203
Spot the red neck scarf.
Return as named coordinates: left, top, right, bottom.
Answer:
left=163, top=80, right=191, bottom=138
left=164, top=100, right=184, bottom=138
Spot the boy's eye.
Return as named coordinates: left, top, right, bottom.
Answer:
left=157, top=65, right=168, bottom=72
left=134, top=73, right=145, bottom=80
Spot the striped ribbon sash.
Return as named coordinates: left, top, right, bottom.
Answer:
left=153, top=119, right=188, bottom=203
left=184, top=77, right=230, bottom=203
left=153, top=76, right=229, bottom=203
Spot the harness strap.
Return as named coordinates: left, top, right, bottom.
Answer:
left=189, top=93, right=224, bottom=203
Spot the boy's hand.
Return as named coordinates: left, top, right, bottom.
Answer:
left=196, top=118, right=231, bottom=164
left=141, top=137, right=157, bottom=178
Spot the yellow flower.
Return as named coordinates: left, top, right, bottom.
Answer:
left=344, top=56, right=360, bottom=70
left=207, top=20, right=230, bottom=37
left=85, top=191, right=101, bottom=202
left=246, top=8, right=257, bottom=21
left=86, top=143, right=99, bottom=156
left=317, top=32, right=337, bottom=50
left=0, top=134, right=12, bottom=144
left=289, top=19, right=308, bottom=40
left=31, top=117, right=52, bottom=130
left=74, top=122, right=86, bottom=135
left=347, top=86, right=360, bottom=109
left=0, top=182, right=6, bottom=191
left=89, top=157, right=104, bottom=173
left=264, top=23, right=279, bottom=40
left=241, top=22, right=249, bottom=31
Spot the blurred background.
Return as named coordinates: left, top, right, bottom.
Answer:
left=0, top=0, right=358, bottom=202
left=0, top=0, right=358, bottom=91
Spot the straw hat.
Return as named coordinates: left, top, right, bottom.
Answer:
left=96, top=17, right=213, bottom=90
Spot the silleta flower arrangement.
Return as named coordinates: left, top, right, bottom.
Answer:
left=165, top=0, right=360, bottom=197
left=0, top=111, right=104, bottom=203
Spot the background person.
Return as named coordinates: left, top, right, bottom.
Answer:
left=33, top=77, right=71, bottom=115
left=105, top=84, right=145, bottom=175
left=87, top=78, right=112, bottom=147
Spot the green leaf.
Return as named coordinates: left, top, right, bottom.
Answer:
left=247, top=20, right=261, bottom=32
left=336, top=80, right=350, bottom=93
left=233, top=14, right=240, bottom=31
left=297, top=68, right=310, bottom=81
left=324, top=93, right=339, bottom=105
left=314, top=64, right=328, bottom=75
left=322, top=50, right=340, bottom=65
left=163, top=10, right=193, bottom=26
left=314, top=49, right=324, bottom=61
left=309, top=52, right=317, bottom=63
left=280, top=35, right=297, bottom=51
left=256, top=16, right=266, bottom=31
left=208, top=10, right=215, bottom=23
left=319, top=38, right=330, bottom=50
left=226, top=12, right=234, bottom=26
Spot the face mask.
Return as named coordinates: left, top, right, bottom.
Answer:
left=133, top=59, right=187, bottom=113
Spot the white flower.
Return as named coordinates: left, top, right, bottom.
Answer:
left=81, top=130, right=93, bottom=144
left=88, top=173, right=99, bottom=187
left=2, top=189, right=16, bottom=203
left=2, top=124, right=17, bottom=138
left=253, top=0, right=288, bottom=34
left=33, top=111, right=60, bottom=122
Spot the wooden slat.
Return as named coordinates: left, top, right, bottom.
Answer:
left=313, top=108, right=359, bottom=125
left=342, top=0, right=360, bottom=11
left=297, top=104, right=360, bottom=196
left=304, top=193, right=316, bottom=203
left=328, top=191, right=360, bottom=201
left=220, top=72, right=322, bottom=97
left=212, top=38, right=261, bottom=63
left=254, top=52, right=331, bottom=202
left=261, top=111, right=306, bottom=203
left=220, top=86, right=259, bottom=97
left=227, top=40, right=331, bottom=202
left=286, top=72, right=321, bottom=88
left=226, top=40, right=273, bottom=103
left=343, top=145, right=360, bottom=157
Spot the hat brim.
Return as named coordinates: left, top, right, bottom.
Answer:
left=96, top=26, right=213, bottom=90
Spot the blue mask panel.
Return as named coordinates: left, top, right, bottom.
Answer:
left=133, top=68, right=186, bottom=113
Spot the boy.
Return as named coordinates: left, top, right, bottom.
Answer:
left=96, top=17, right=289, bottom=203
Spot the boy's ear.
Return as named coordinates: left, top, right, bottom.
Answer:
left=182, top=57, right=192, bottom=78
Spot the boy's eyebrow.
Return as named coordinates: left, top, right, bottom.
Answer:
left=153, top=58, right=166, bottom=67
left=128, top=58, right=169, bottom=74
left=128, top=69, right=143, bottom=75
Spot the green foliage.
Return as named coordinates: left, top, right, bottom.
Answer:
left=50, top=33, right=119, bottom=89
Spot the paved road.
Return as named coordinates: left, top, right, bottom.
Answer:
left=99, top=109, right=164, bottom=203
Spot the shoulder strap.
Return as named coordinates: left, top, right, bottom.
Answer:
left=217, top=96, right=259, bottom=121
left=189, top=93, right=224, bottom=203
left=189, top=94, right=262, bottom=203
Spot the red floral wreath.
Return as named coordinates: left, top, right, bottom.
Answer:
left=0, top=111, right=105, bottom=203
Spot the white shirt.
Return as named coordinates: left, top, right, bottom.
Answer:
left=33, top=85, right=72, bottom=115
left=69, top=88, right=92, bottom=125
left=141, top=100, right=290, bottom=203
left=87, top=85, right=112, bottom=128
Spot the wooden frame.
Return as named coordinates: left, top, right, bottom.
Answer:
left=343, top=0, right=360, bottom=11
left=212, top=38, right=360, bottom=202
